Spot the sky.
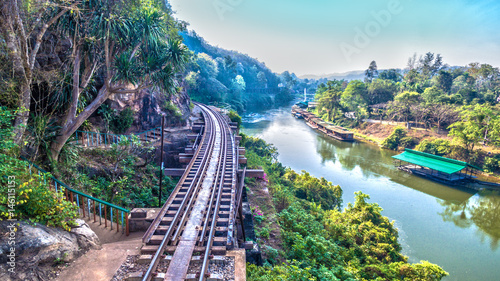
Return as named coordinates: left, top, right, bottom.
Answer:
left=168, top=0, right=500, bottom=76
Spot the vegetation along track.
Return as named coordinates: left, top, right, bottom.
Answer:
left=140, top=103, right=237, bottom=281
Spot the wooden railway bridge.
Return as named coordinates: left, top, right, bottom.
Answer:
left=131, top=103, right=258, bottom=281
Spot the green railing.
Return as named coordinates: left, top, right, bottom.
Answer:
left=22, top=157, right=130, bottom=235
left=74, top=127, right=161, bottom=147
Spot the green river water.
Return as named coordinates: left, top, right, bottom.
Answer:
left=241, top=106, right=500, bottom=281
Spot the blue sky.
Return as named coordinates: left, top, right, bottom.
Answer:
left=169, top=0, right=500, bottom=76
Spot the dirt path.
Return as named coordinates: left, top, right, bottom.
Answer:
left=53, top=221, right=143, bottom=281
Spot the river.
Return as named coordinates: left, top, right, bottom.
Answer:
left=241, top=106, right=500, bottom=281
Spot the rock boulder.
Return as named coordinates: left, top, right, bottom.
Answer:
left=0, top=219, right=100, bottom=281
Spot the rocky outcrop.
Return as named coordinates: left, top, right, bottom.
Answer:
left=0, top=219, right=100, bottom=281
left=107, top=87, right=192, bottom=132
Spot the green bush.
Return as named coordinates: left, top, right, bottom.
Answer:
left=400, top=136, right=418, bottom=149
left=0, top=107, right=79, bottom=231
left=110, top=108, right=134, bottom=134
left=228, top=110, right=242, bottom=129
left=484, top=157, right=499, bottom=173
left=415, top=138, right=451, bottom=156
left=283, top=170, right=342, bottom=210
left=262, top=245, right=280, bottom=265
left=247, top=263, right=315, bottom=281
left=381, top=127, right=406, bottom=150
left=163, top=100, right=182, bottom=117
left=241, top=132, right=447, bottom=281
left=15, top=173, right=80, bottom=231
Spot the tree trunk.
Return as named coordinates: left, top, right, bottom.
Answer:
left=12, top=82, right=31, bottom=144
left=1, top=0, right=70, bottom=146
left=50, top=84, right=111, bottom=161
left=0, top=1, right=32, bottom=145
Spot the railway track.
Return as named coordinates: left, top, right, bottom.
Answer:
left=139, top=103, right=238, bottom=281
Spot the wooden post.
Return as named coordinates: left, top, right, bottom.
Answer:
left=238, top=202, right=246, bottom=242
left=126, top=214, right=129, bottom=236
left=82, top=198, right=86, bottom=218
left=158, top=116, right=165, bottom=208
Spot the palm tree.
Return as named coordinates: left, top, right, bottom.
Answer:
left=49, top=0, right=189, bottom=161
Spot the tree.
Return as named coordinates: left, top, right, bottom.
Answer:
left=364, top=60, right=378, bottom=83
left=378, top=69, right=402, bottom=83
left=281, top=71, right=297, bottom=89
left=430, top=104, right=458, bottom=131
left=49, top=0, right=189, bottom=161
left=340, top=80, right=368, bottom=120
left=390, top=91, right=420, bottom=124
left=422, top=86, right=445, bottom=104
left=411, top=102, right=432, bottom=129
left=197, top=53, right=218, bottom=78
left=0, top=0, right=76, bottom=145
left=257, top=71, right=267, bottom=88
left=315, top=80, right=344, bottom=121
left=407, top=53, right=417, bottom=70
left=448, top=104, right=499, bottom=159
left=434, top=70, right=453, bottom=93
left=367, top=79, right=398, bottom=105
left=419, top=52, right=443, bottom=78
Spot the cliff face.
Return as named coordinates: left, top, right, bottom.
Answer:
left=107, top=87, right=192, bottom=132
left=31, top=32, right=192, bottom=132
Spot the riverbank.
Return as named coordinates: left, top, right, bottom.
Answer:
left=293, top=107, right=500, bottom=184
left=242, top=134, right=448, bottom=280
left=350, top=122, right=500, bottom=184
left=299, top=107, right=500, bottom=185
left=242, top=108, right=500, bottom=281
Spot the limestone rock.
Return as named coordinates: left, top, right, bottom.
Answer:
left=0, top=220, right=101, bottom=281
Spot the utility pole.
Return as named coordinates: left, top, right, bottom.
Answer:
left=158, top=116, right=165, bottom=208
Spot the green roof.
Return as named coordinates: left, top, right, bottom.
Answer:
left=392, top=149, right=482, bottom=174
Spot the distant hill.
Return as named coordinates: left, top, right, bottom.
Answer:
left=300, top=66, right=467, bottom=82
left=299, top=70, right=366, bottom=81
left=180, top=30, right=280, bottom=88
left=180, top=30, right=298, bottom=111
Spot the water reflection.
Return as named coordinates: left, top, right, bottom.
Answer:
left=242, top=106, right=500, bottom=281
left=316, top=134, right=396, bottom=177
left=439, top=191, right=500, bottom=250
left=315, top=134, right=477, bottom=203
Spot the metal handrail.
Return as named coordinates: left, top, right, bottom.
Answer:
left=74, top=127, right=162, bottom=147
left=21, top=157, right=130, bottom=235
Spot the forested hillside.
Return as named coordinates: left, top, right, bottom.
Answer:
left=181, top=31, right=317, bottom=111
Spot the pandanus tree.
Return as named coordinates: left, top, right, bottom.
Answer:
left=49, top=0, right=189, bottom=161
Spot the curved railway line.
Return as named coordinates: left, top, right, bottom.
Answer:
left=139, top=103, right=239, bottom=281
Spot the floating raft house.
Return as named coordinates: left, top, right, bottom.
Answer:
left=392, top=149, right=482, bottom=183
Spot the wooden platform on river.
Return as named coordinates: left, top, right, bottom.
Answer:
left=398, top=165, right=476, bottom=185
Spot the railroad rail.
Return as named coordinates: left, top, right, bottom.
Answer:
left=139, top=103, right=238, bottom=281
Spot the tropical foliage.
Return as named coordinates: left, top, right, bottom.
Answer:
left=315, top=53, right=499, bottom=131
left=0, top=107, right=79, bottom=230
left=243, top=135, right=448, bottom=280
left=181, top=31, right=307, bottom=112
